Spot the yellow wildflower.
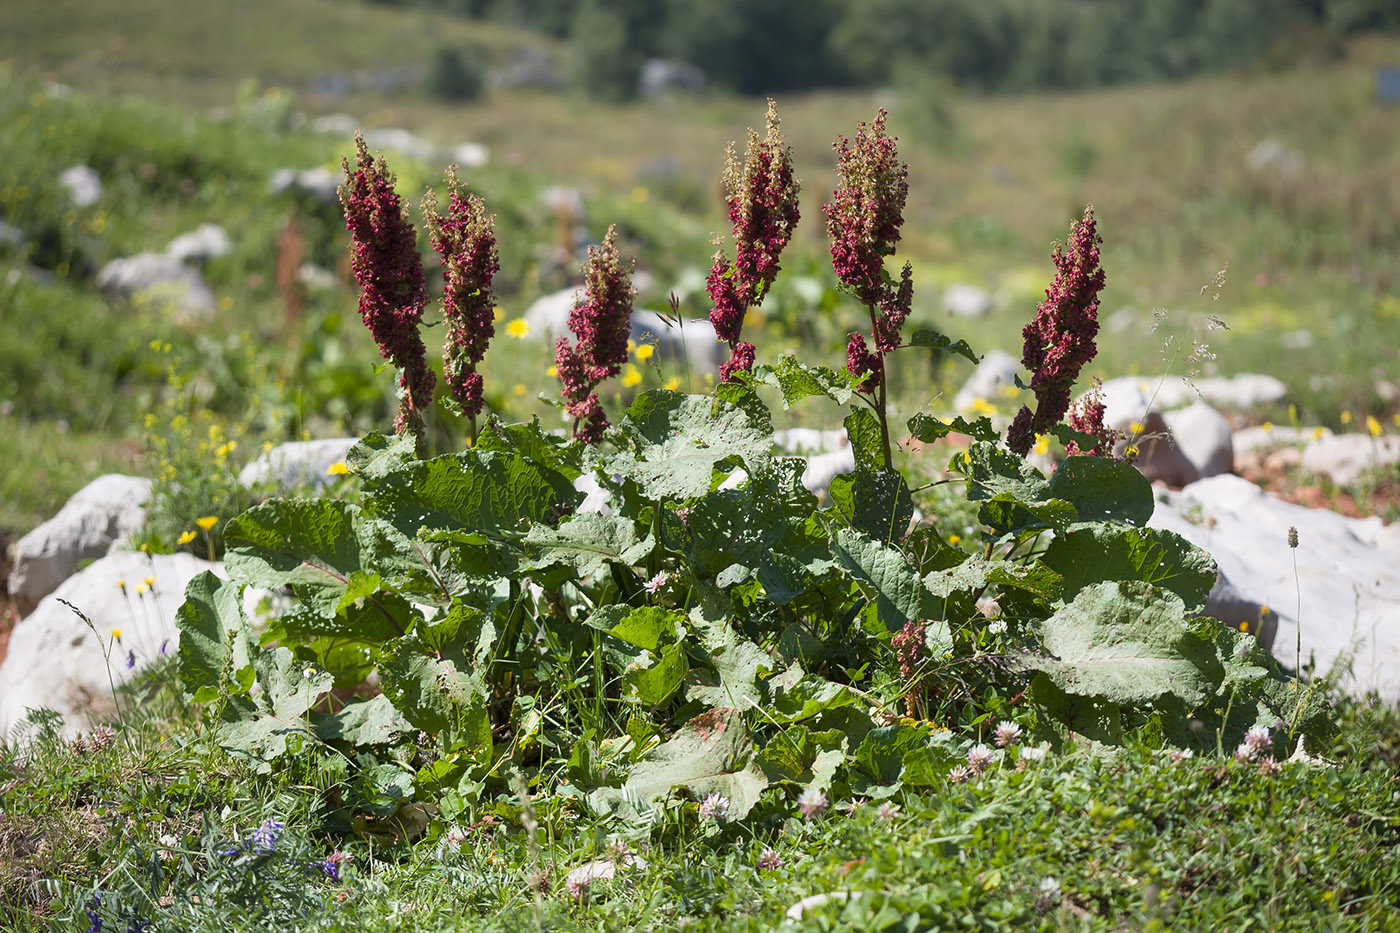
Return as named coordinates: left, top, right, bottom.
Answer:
left=111, top=628, right=123, bottom=640
left=506, top=318, right=530, bottom=338
left=948, top=534, right=961, bottom=546
left=327, top=462, right=350, bottom=476
left=135, top=583, right=148, bottom=596
left=1340, top=410, right=1352, bottom=425
left=116, top=579, right=127, bottom=592
left=177, top=530, right=197, bottom=545
left=663, top=377, right=680, bottom=391
left=492, top=306, right=505, bottom=322
left=1312, top=426, right=1326, bottom=440
left=547, top=365, right=558, bottom=378
left=1033, top=435, right=1050, bottom=457
left=513, top=383, right=527, bottom=396
left=1367, top=415, right=1382, bottom=437
left=1261, top=421, right=1272, bottom=434
left=621, top=365, right=642, bottom=389
left=143, top=577, right=155, bottom=588
left=196, top=516, right=219, bottom=531
left=219, top=296, right=234, bottom=312
left=635, top=343, right=655, bottom=362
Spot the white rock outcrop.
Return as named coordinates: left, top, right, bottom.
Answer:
left=8, top=474, right=153, bottom=616
left=1150, top=474, right=1400, bottom=699
left=0, top=551, right=220, bottom=740
left=238, top=437, right=359, bottom=493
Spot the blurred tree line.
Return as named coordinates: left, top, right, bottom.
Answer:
left=377, top=0, right=1400, bottom=99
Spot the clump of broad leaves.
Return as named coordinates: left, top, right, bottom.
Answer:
left=175, top=108, right=1331, bottom=839
left=176, top=379, right=1331, bottom=833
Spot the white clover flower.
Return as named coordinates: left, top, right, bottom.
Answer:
left=966, top=743, right=994, bottom=773
left=1244, top=725, right=1272, bottom=752
left=876, top=802, right=900, bottom=822
left=757, top=846, right=783, bottom=871
left=948, top=765, right=972, bottom=784
left=643, top=571, right=669, bottom=595
left=987, top=619, right=1008, bottom=635
left=699, top=793, right=730, bottom=822
left=1234, top=742, right=1258, bottom=763
left=1021, top=745, right=1047, bottom=762
left=993, top=721, right=1021, bottom=748
left=796, top=787, right=829, bottom=819
left=1170, top=748, right=1194, bottom=763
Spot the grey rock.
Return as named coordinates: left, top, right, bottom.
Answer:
left=639, top=58, right=706, bottom=98
left=1301, top=433, right=1400, bottom=486
left=1117, top=411, right=1200, bottom=489
left=629, top=311, right=726, bottom=381
left=311, top=113, right=359, bottom=136
left=539, top=186, right=585, bottom=220
left=362, top=127, right=437, bottom=162
left=942, top=282, right=993, bottom=318
left=97, top=252, right=216, bottom=318
left=1098, top=373, right=1287, bottom=427
left=1204, top=573, right=1279, bottom=651
left=450, top=142, right=489, bottom=168
left=1151, top=473, right=1400, bottom=698
left=0, top=220, right=24, bottom=248
left=0, top=551, right=220, bottom=741
left=523, top=286, right=583, bottom=338
left=1246, top=139, right=1304, bottom=175
left=296, top=264, right=338, bottom=291
left=238, top=438, right=359, bottom=493
left=1234, top=424, right=1330, bottom=455
left=269, top=166, right=342, bottom=203
left=492, top=46, right=565, bottom=90
left=801, top=448, right=856, bottom=497
left=773, top=428, right=848, bottom=455
left=166, top=223, right=231, bottom=264
left=953, top=349, right=1019, bottom=413
left=8, top=475, right=153, bottom=616
left=57, top=165, right=103, bottom=207
left=1162, top=400, right=1233, bottom=478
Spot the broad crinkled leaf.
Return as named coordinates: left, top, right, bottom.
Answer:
left=525, top=512, right=653, bottom=580
left=474, top=416, right=583, bottom=481
left=605, top=390, right=771, bottom=500
left=603, top=707, right=768, bottom=819
left=217, top=647, right=334, bottom=770
left=844, top=408, right=884, bottom=472
left=1034, top=581, right=1221, bottom=706
left=225, top=499, right=366, bottom=615
left=752, top=355, right=855, bottom=407
left=1042, top=525, right=1216, bottom=613
left=829, top=469, right=914, bottom=544
left=1047, top=455, right=1154, bottom=526
left=959, top=442, right=1051, bottom=504
left=314, top=695, right=411, bottom=746
left=831, top=528, right=953, bottom=651
left=379, top=635, right=488, bottom=734
left=176, top=571, right=254, bottom=703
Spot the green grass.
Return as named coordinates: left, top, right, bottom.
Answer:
left=3, top=660, right=1397, bottom=931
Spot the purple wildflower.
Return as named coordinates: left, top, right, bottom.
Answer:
left=643, top=571, right=669, bottom=595
left=706, top=100, right=801, bottom=381
left=250, top=818, right=283, bottom=853
left=554, top=226, right=635, bottom=442
left=340, top=132, right=436, bottom=438
left=158, top=639, right=169, bottom=656
left=125, top=649, right=136, bottom=670
left=315, top=850, right=351, bottom=881
left=1007, top=206, right=1106, bottom=457
left=423, top=165, right=499, bottom=424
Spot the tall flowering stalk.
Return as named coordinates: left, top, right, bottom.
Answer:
left=340, top=132, right=436, bottom=441
left=824, top=110, right=912, bottom=470
left=706, top=100, right=801, bottom=382
left=555, top=226, right=635, bottom=443
left=1006, top=206, right=1106, bottom=457
left=423, top=165, right=499, bottom=443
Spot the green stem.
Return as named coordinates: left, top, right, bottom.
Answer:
left=867, top=303, right=894, bottom=470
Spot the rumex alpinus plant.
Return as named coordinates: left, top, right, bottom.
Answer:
left=706, top=99, right=801, bottom=382
left=174, top=104, right=1333, bottom=861
left=825, top=110, right=913, bottom=469
left=1006, top=205, right=1106, bottom=457
left=339, top=132, right=436, bottom=443
left=422, top=165, right=499, bottom=443
left=553, top=226, right=636, bottom=442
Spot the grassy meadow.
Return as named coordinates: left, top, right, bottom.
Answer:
left=2, top=5, right=1400, bottom=930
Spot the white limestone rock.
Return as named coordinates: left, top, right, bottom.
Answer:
left=8, top=475, right=153, bottom=616
left=0, top=551, right=221, bottom=740
left=166, top=223, right=231, bottom=264
left=97, top=251, right=216, bottom=319
left=1301, top=433, right=1400, bottom=487
left=238, top=437, right=359, bottom=493
left=942, top=282, right=993, bottom=318
left=1150, top=474, right=1400, bottom=699
left=1162, top=400, right=1234, bottom=478
left=57, top=165, right=103, bottom=207
left=953, top=348, right=1019, bottom=414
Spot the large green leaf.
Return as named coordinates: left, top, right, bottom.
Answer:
left=314, top=695, right=412, bottom=746
left=688, top=469, right=814, bottom=604
left=365, top=448, right=579, bottom=541
left=225, top=499, right=366, bottom=615
left=829, top=469, right=914, bottom=544
left=474, top=416, right=583, bottom=481
left=605, top=390, right=771, bottom=500
left=524, top=512, right=653, bottom=580
left=1034, top=581, right=1221, bottom=706
left=379, top=635, right=488, bottom=734
left=830, top=528, right=953, bottom=652
left=855, top=723, right=929, bottom=785
left=844, top=408, right=884, bottom=472
left=1047, top=456, right=1154, bottom=526
left=597, top=707, right=768, bottom=819
left=752, top=355, right=856, bottom=407
left=176, top=571, right=254, bottom=703
left=1042, top=526, right=1216, bottom=613
left=217, top=647, right=334, bottom=770
left=959, top=442, right=1051, bottom=504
